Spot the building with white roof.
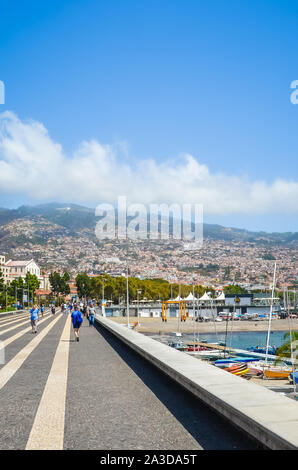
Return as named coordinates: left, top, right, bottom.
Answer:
left=5, top=259, right=40, bottom=282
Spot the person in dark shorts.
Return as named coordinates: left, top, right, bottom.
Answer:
left=40, top=304, right=45, bottom=318
left=29, top=305, right=40, bottom=333
left=88, top=304, right=96, bottom=327
left=82, top=303, right=87, bottom=317
left=71, top=307, right=83, bottom=342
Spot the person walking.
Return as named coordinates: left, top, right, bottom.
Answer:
left=29, top=305, right=40, bottom=334
left=82, top=303, right=87, bottom=317
left=40, top=304, right=45, bottom=318
left=88, top=304, right=96, bottom=327
left=51, top=304, right=56, bottom=315
left=71, top=306, right=83, bottom=342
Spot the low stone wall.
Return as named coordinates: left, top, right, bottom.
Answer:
left=0, top=309, right=26, bottom=318
left=95, top=315, right=298, bottom=450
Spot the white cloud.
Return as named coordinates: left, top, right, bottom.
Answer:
left=0, top=111, right=298, bottom=215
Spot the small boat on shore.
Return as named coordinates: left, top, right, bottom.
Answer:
left=290, top=372, right=298, bottom=384
left=247, top=345, right=277, bottom=355
left=264, top=368, right=291, bottom=379
left=243, top=367, right=264, bottom=378
left=167, top=340, right=186, bottom=351
left=223, top=363, right=249, bottom=376
left=214, top=357, right=260, bottom=366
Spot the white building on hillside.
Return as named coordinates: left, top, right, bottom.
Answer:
left=4, top=259, right=40, bottom=283
left=0, top=255, right=10, bottom=283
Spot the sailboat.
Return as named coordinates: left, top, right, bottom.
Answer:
left=263, top=266, right=292, bottom=379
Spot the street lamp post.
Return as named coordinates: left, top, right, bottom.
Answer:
left=102, top=277, right=105, bottom=317
left=126, top=265, right=130, bottom=327
left=137, top=289, right=142, bottom=325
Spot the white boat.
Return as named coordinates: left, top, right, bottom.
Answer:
left=169, top=332, right=182, bottom=337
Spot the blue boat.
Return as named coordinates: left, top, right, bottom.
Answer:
left=215, top=357, right=260, bottom=365
left=247, top=346, right=277, bottom=355
left=290, top=372, right=298, bottom=384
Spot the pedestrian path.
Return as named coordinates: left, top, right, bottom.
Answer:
left=0, top=311, right=29, bottom=326
left=0, top=311, right=257, bottom=450
left=0, top=310, right=51, bottom=337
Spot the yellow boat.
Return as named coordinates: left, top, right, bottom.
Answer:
left=234, top=368, right=249, bottom=376
left=264, top=369, right=291, bottom=379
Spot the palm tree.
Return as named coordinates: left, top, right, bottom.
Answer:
left=275, top=331, right=298, bottom=366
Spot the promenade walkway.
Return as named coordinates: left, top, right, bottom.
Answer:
left=0, top=310, right=257, bottom=450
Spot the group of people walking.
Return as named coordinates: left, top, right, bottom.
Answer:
left=29, top=302, right=98, bottom=340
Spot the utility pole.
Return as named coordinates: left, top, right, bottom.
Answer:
left=126, top=265, right=130, bottom=327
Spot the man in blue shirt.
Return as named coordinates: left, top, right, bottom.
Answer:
left=71, top=306, right=83, bottom=342
left=29, top=305, right=40, bottom=334
left=40, top=304, right=45, bottom=318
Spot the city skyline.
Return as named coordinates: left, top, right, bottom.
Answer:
left=0, top=1, right=298, bottom=232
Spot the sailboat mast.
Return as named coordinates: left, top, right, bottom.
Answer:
left=286, top=288, right=297, bottom=398
left=265, top=262, right=277, bottom=366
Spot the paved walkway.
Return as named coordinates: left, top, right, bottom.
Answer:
left=0, top=311, right=257, bottom=450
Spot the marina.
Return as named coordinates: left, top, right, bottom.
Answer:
left=144, top=328, right=297, bottom=399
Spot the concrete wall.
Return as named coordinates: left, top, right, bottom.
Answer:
left=95, top=315, right=298, bottom=450
left=0, top=309, right=26, bottom=318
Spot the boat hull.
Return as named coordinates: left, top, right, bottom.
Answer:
left=264, top=369, right=291, bottom=379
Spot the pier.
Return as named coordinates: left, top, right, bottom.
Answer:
left=0, top=309, right=296, bottom=450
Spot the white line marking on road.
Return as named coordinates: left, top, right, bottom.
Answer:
left=0, top=313, right=51, bottom=336
left=0, top=313, right=59, bottom=351
left=26, top=315, right=71, bottom=450
left=0, top=314, right=63, bottom=390
left=0, top=312, right=28, bottom=326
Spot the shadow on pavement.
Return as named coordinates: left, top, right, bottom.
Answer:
left=94, top=323, right=260, bottom=450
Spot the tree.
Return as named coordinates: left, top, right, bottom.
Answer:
left=49, top=272, right=62, bottom=296
left=224, top=284, right=248, bottom=295
left=8, top=277, right=24, bottom=302
left=60, top=273, right=71, bottom=296
left=25, top=272, right=40, bottom=303
left=275, top=331, right=298, bottom=365
left=49, top=272, right=70, bottom=296
left=25, top=272, right=40, bottom=291
left=75, top=272, right=91, bottom=299
left=0, top=268, right=4, bottom=293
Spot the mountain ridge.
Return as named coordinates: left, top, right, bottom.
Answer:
left=0, top=202, right=297, bottom=244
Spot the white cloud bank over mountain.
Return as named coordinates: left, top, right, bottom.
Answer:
left=0, top=111, right=298, bottom=215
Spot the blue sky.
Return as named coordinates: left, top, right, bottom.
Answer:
left=0, top=0, right=298, bottom=232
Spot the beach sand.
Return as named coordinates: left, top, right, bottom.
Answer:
left=109, top=316, right=298, bottom=334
